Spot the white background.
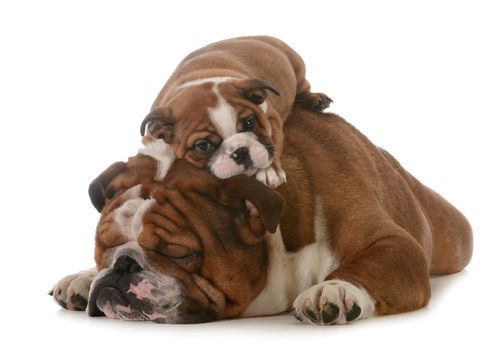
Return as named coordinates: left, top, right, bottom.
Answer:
left=1, top=0, right=503, bottom=348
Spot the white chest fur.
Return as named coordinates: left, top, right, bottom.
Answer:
left=242, top=198, right=339, bottom=317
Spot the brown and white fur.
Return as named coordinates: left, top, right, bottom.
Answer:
left=140, top=36, right=332, bottom=188
left=51, top=104, right=472, bottom=325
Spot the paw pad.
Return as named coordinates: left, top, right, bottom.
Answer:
left=293, top=279, right=374, bottom=325
left=50, top=269, right=96, bottom=311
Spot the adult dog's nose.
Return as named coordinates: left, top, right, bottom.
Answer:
left=231, top=147, right=250, bottom=165
left=114, top=255, right=143, bottom=274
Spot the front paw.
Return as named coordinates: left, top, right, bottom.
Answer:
left=255, top=167, right=286, bottom=188
left=293, top=280, right=375, bottom=325
left=50, top=268, right=96, bottom=311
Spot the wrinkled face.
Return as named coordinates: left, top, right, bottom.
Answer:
left=140, top=78, right=280, bottom=179
left=88, top=158, right=284, bottom=323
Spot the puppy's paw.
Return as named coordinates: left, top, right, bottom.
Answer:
left=50, top=268, right=97, bottom=311
left=255, top=167, right=286, bottom=188
left=293, top=280, right=375, bottom=325
left=296, top=92, right=333, bottom=112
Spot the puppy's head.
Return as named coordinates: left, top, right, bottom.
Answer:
left=87, top=151, right=284, bottom=323
left=140, top=78, right=280, bottom=179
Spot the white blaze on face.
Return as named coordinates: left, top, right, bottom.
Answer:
left=258, top=101, right=268, bottom=113
left=130, top=199, right=156, bottom=239
left=177, top=76, right=236, bottom=89
left=114, top=185, right=156, bottom=241
left=114, top=139, right=175, bottom=241
left=207, top=83, right=238, bottom=139
left=177, top=76, right=239, bottom=140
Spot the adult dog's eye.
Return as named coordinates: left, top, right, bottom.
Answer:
left=170, top=253, right=201, bottom=269
left=242, top=116, right=255, bottom=131
left=194, top=139, right=215, bottom=154
left=156, top=244, right=202, bottom=271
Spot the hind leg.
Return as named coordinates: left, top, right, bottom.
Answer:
left=296, top=90, right=333, bottom=112
left=295, top=78, right=333, bottom=112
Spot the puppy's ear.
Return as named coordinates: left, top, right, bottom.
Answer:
left=222, top=175, right=284, bottom=233
left=140, top=109, right=175, bottom=143
left=88, top=161, right=128, bottom=212
left=238, top=79, right=281, bottom=106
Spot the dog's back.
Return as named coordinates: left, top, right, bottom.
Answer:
left=280, top=104, right=473, bottom=275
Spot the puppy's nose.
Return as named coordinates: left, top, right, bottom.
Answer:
left=114, top=255, right=143, bottom=274
left=231, top=147, right=250, bottom=165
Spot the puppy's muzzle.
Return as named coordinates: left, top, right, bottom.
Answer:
left=209, top=132, right=273, bottom=179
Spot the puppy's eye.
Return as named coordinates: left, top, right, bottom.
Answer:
left=242, top=116, right=255, bottom=131
left=194, top=139, right=215, bottom=154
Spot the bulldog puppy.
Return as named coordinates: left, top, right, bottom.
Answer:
left=51, top=104, right=473, bottom=325
left=140, top=36, right=332, bottom=188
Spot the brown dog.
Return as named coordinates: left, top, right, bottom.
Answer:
left=140, top=36, right=331, bottom=188
left=51, top=104, right=472, bottom=324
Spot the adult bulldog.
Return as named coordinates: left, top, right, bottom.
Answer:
left=50, top=104, right=472, bottom=325
left=140, top=36, right=331, bottom=188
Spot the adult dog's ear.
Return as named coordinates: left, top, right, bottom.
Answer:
left=237, top=79, right=281, bottom=106
left=88, top=161, right=127, bottom=212
left=222, top=174, right=284, bottom=233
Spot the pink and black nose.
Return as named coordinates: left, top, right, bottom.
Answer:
left=87, top=255, right=144, bottom=317
left=231, top=147, right=252, bottom=166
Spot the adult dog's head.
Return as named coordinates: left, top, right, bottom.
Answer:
left=87, top=142, right=284, bottom=323
left=140, top=78, right=280, bottom=179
